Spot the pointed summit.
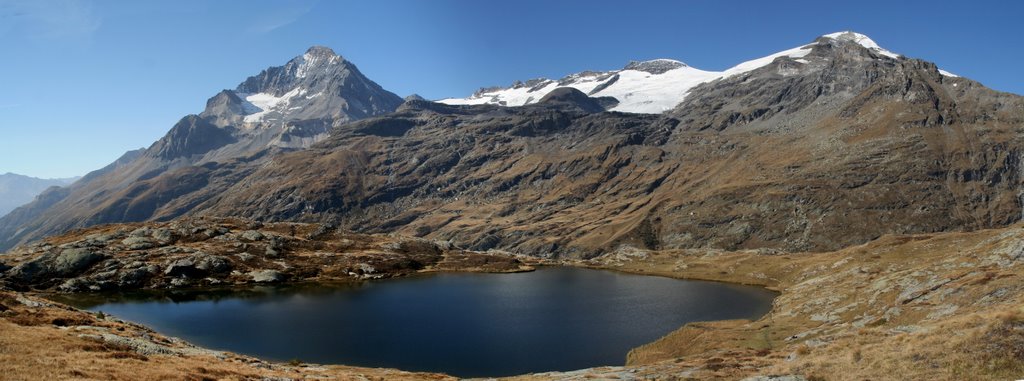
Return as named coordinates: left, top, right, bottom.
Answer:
left=304, top=45, right=339, bottom=58
left=227, top=46, right=402, bottom=125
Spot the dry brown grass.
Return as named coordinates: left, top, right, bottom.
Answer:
left=586, top=224, right=1024, bottom=380
left=4, top=224, right=1024, bottom=380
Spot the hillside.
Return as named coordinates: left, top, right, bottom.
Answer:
left=2, top=221, right=1023, bottom=380
left=3, top=33, right=1021, bottom=257
left=0, top=47, right=403, bottom=251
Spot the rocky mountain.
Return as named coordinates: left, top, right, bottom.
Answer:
left=0, top=47, right=403, bottom=251
left=2, top=32, right=1022, bottom=258
left=439, top=32, right=951, bottom=114
left=0, top=173, right=78, bottom=218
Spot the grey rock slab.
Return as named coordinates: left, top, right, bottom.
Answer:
left=249, top=270, right=285, bottom=283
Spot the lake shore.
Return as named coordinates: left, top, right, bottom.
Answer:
left=3, top=219, right=1024, bottom=380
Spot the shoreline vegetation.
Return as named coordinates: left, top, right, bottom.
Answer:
left=2, top=218, right=1023, bottom=380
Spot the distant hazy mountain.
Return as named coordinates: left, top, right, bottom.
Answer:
left=0, top=173, right=78, bottom=218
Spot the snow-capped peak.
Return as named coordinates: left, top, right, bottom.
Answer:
left=439, top=32, right=961, bottom=113
left=622, top=59, right=688, bottom=74
left=297, top=46, right=343, bottom=78
left=822, top=31, right=900, bottom=59
left=437, top=60, right=722, bottom=114
left=304, top=45, right=337, bottom=57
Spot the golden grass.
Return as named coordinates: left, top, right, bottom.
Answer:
left=588, top=225, right=1024, bottom=380
left=3, top=224, right=1024, bottom=380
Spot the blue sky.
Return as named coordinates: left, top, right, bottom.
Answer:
left=1, top=0, right=1022, bottom=178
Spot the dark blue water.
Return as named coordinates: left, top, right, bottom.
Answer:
left=58, top=267, right=775, bottom=377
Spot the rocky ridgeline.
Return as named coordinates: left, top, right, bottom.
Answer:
left=0, top=218, right=529, bottom=293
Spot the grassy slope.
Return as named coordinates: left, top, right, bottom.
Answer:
left=588, top=225, right=1024, bottom=380
left=2, top=224, right=1023, bottom=380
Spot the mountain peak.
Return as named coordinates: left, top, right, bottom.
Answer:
left=294, top=46, right=345, bottom=78
left=304, top=45, right=339, bottom=59
left=622, top=59, right=687, bottom=74
left=820, top=31, right=900, bottom=58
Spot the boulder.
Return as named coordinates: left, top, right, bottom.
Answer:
left=195, top=255, right=232, bottom=274
left=240, top=230, right=265, bottom=241
left=249, top=270, right=286, bottom=283
left=151, top=228, right=175, bottom=244
left=163, top=254, right=231, bottom=279
left=84, top=233, right=114, bottom=244
left=6, top=260, right=48, bottom=283
left=58, top=278, right=93, bottom=292
left=170, top=277, right=192, bottom=287
left=6, top=246, right=105, bottom=282
left=52, top=248, right=106, bottom=276
left=129, top=227, right=152, bottom=238
left=265, top=236, right=285, bottom=257
left=117, top=266, right=157, bottom=288
left=121, top=237, right=155, bottom=250
left=163, top=258, right=199, bottom=278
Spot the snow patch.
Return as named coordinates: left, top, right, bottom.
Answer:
left=438, top=50, right=804, bottom=114
left=722, top=44, right=814, bottom=77
left=439, top=64, right=722, bottom=114
left=938, top=69, right=960, bottom=78
left=238, top=88, right=308, bottom=123
left=439, top=32, right=932, bottom=114
left=295, top=53, right=341, bottom=79
left=823, top=31, right=901, bottom=59
left=599, top=66, right=722, bottom=113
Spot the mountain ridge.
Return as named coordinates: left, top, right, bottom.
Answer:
left=1, top=32, right=1022, bottom=256
left=0, top=47, right=404, bottom=251
left=438, top=31, right=963, bottom=113
left=0, top=173, right=78, bottom=219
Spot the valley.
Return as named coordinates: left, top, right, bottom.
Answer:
left=1, top=18, right=1023, bottom=381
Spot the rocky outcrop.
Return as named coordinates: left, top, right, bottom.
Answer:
left=537, top=87, right=607, bottom=113
left=0, top=217, right=531, bottom=292
left=148, top=115, right=236, bottom=160
left=5, top=247, right=107, bottom=287
left=3, top=223, right=1024, bottom=380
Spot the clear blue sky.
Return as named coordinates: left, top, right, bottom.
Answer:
left=2, top=0, right=1022, bottom=179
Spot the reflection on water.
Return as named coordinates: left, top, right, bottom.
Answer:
left=52, top=281, right=368, bottom=308
left=52, top=267, right=777, bottom=378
